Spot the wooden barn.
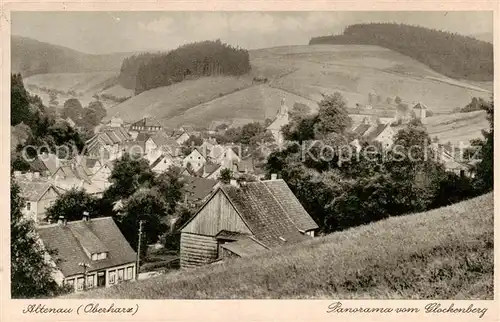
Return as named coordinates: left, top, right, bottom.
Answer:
left=179, top=178, right=319, bottom=268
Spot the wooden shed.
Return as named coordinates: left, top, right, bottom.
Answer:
left=179, top=179, right=319, bottom=268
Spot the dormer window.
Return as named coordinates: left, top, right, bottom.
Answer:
left=91, top=252, right=108, bottom=261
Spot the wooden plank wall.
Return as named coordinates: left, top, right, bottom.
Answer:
left=180, top=233, right=218, bottom=269
left=182, top=190, right=251, bottom=236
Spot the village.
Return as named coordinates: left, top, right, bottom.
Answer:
left=12, top=95, right=476, bottom=293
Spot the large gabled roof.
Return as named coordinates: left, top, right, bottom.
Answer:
left=36, top=217, right=136, bottom=277
left=220, top=181, right=311, bottom=248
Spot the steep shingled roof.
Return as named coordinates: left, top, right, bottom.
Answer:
left=352, top=123, right=372, bottom=137
left=36, top=217, right=136, bottom=277
left=364, top=124, right=391, bottom=142
left=17, top=179, right=61, bottom=202
left=220, top=180, right=316, bottom=248
left=262, top=180, right=319, bottom=232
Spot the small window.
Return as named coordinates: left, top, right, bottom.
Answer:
left=65, top=278, right=75, bottom=288
left=118, top=269, right=124, bottom=282
left=26, top=202, right=31, bottom=211
left=164, top=159, right=166, bottom=163
left=77, top=277, right=84, bottom=291
left=109, top=270, right=116, bottom=285
left=126, top=267, right=133, bottom=280
left=86, top=275, right=94, bottom=288
left=198, top=156, right=201, bottom=160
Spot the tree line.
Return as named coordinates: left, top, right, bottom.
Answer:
left=309, top=23, right=493, bottom=81
left=119, top=40, right=251, bottom=94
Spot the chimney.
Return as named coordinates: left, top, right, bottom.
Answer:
left=33, top=172, right=40, bottom=179
left=271, top=173, right=277, bottom=181
left=14, top=171, right=22, bottom=178
left=229, top=179, right=239, bottom=187
left=25, top=172, right=33, bottom=180
left=82, top=211, right=90, bottom=222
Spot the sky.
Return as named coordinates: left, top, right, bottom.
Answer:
left=12, top=11, right=493, bottom=54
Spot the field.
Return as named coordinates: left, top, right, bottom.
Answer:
left=163, top=84, right=318, bottom=128
left=103, top=76, right=254, bottom=124
left=256, top=45, right=492, bottom=114
left=425, top=111, right=489, bottom=146
left=66, top=192, right=493, bottom=299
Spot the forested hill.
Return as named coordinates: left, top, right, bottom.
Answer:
left=11, top=35, right=133, bottom=77
left=119, top=40, right=251, bottom=94
left=309, top=23, right=493, bottom=81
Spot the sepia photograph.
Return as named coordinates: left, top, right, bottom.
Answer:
left=9, top=11, right=494, bottom=301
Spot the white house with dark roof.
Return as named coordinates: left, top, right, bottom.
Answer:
left=351, top=121, right=395, bottom=149
left=179, top=178, right=318, bottom=268
left=129, top=117, right=163, bottom=132
left=15, top=174, right=62, bottom=225
left=36, top=216, right=137, bottom=292
left=182, top=148, right=207, bottom=173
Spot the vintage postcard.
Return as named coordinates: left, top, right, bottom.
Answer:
left=1, top=2, right=498, bottom=321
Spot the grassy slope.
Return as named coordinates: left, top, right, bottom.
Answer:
left=11, top=35, right=130, bottom=75
left=425, top=111, right=489, bottom=145
left=259, top=45, right=491, bottom=114
left=163, top=84, right=318, bottom=128
left=67, top=193, right=493, bottom=299
left=103, top=76, right=254, bottom=124
left=24, top=72, right=117, bottom=93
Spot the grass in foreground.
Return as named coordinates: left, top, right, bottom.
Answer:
left=67, top=193, right=493, bottom=299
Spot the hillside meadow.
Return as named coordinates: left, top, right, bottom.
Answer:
left=66, top=193, right=493, bottom=299
left=425, top=111, right=489, bottom=146
left=103, top=76, right=254, bottom=124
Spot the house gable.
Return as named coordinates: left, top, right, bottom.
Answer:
left=181, top=189, right=252, bottom=236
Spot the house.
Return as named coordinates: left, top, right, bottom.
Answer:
left=171, top=129, right=191, bottom=145
left=38, top=153, right=65, bottom=176
left=232, top=156, right=255, bottom=175
left=182, top=176, right=220, bottom=205
left=351, top=121, right=395, bottom=149
left=364, top=123, right=395, bottom=149
left=130, top=117, right=163, bottom=132
left=150, top=153, right=175, bottom=174
left=74, top=156, right=102, bottom=176
left=35, top=216, right=137, bottom=292
left=85, top=128, right=132, bottom=161
left=202, top=163, right=222, bottom=180
left=430, top=143, right=470, bottom=177
left=208, top=145, right=241, bottom=167
left=27, top=158, right=52, bottom=177
left=109, top=117, right=124, bottom=128
left=179, top=178, right=319, bottom=268
left=267, top=98, right=289, bottom=144
left=412, top=102, right=428, bottom=123
left=147, top=131, right=181, bottom=158
left=91, top=162, right=114, bottom=182
left=182, top=148, right=207, bottom=172
left=15, top=173, right=62, bottom=225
